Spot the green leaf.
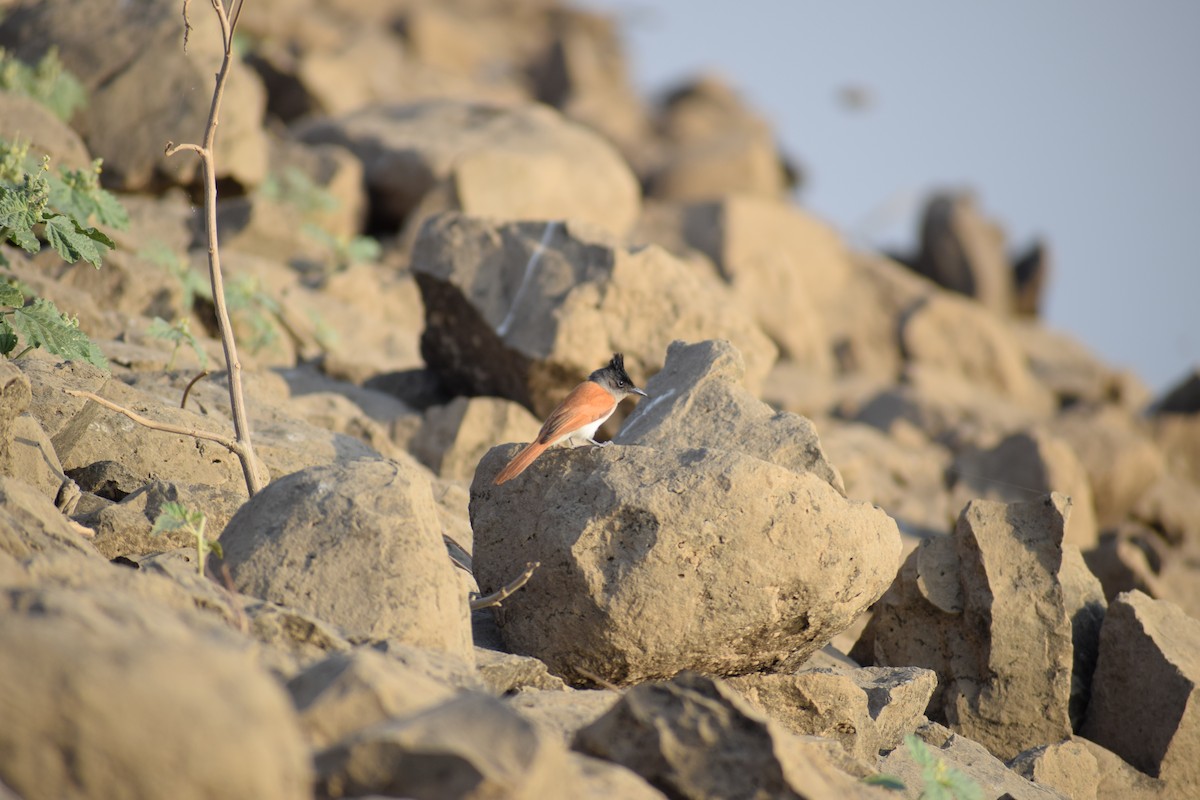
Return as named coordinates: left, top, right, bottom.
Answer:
left=151, top=501, right=206, bottom=536
left=0, top=183, right=43, bottom=253
left=863, top=774, right=907, bottom=791
left=48, top=160, right=129, bottom=230
left=206, top=540, right=223, bottom=559
left=0, top=281, right=23, bottom=307
left=0, top=318, right=17, bottom=356
left=0, top=47, right=87, bottom=121
left=44, top=214, right=110, bottom=267
left=9, top=297, right=107, bottom=368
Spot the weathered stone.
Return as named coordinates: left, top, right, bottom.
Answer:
left=1050, top=405, right=1166, bottom=528
left=507, top=689, right=621, bottom=744
left=909, top=191, right=1015, bottom=315
left=1151, top=369, right=1200, bottom=415
left=573, top=672, right=884, bottom=800
left=949, top=429, right=1098, bottom=549
left=854, top=495, right=1076, bottom=760
left=878, top=720, right=1066, bottom=800
left=614, top=339, right=844, bottom=493
left=411, top=396, right=542, bottom=482
left=475, top=648, right=567, bottom=695
left=220, top=459, right=473, bottom=660
left=1011, top=320, right=1148, bottom=410
left=0, top=90, right=91, bottom=169
left=287, top=648, right=458, bottom=748
left=899, top=291, right=1054, bottom=414
left=1081, top=591, right=1200, bottom=791
left=1059, top=546, right=1108, bottom=728
left=471, top=442, right=899, bottom=684
left=646, top=75, right=792, bottom=202
left=728, top=666, right=937, bottom=764
left=0, top=592, right=310, bottom=800
left=670, top=195, right=852, bottom=368
left=298, top=99, right=640, bottom=238
left=1009, top=740, right=1101, bottom=800
left=8, top=414, right=71, bottom=505
left=412, top=214, right=777, bottom=416
left=316, top=692, right=570, bottom=799
left=820, top=420, right=954, bottom=542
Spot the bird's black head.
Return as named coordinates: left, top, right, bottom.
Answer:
left=590, top=352, right=648, bottom=398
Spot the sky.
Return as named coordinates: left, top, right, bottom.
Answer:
left=582, top=0, right=1200, bottom=394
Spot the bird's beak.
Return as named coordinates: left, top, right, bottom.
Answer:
left=631, top=387, right=649, bottom=397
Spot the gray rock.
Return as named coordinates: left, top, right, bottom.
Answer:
left=728, top=666, right=937, bottom=764
left=910, top=192, right=1015, bottom=315
left=899, top=291, right=1055, bottom=414
left=573, top=672, right=884, bottom=800
left=507, top=689, right=621, bottom=744
left=220, top=459, right=473, bottom=660
left=1009, top=740, right=1100, bottom=800
left=474, top=648, right=567, bottom=695
left=298, top=99, right=640, bottom=238
left=1081, top=591, right=1200, bottom=792
left=878, top=720, right=1067, bottom=800
left=287, top=648, right=458, bottom=748
left=410, top=395, right=542, bottom=482
left=854, top=494, right=1077, bottom=760
left=0, top=90, right=91, bottom=169
left=1050, top=405, right=1166, bottom=528
left=949, top=429, right=1098, bottom=550
left=412, top=213, right=776, bottom=416
left=0, top=590, right=310, bottom=800
left=471, top=442, right=900, bottom=684
left=316, top=691, right=571, bottom=799
left=614, top=339, right=844, bottom=494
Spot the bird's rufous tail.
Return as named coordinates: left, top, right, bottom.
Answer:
left=493, top=441, right=549, bottom=485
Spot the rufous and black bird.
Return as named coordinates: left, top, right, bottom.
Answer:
left=493, top=353, right=647, bottom=485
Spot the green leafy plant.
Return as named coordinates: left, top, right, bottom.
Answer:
left=0, top=47, right=87, bottom=121
left=0, top=281, right=106, bottom=367
left=0, top=140, right=121, bottom=269
left=147, top=316, right=207, bottom=370
left=0, top=139, right=127, bottom=367
left=224, top=273, right=281, bottom=353
left=904, top=735, right=983, bottom=800
left=259, top=166, right=379, bottom=274
left=151, top=501, right=221, bottom=576
left=301, top=222, right=381, bottom=272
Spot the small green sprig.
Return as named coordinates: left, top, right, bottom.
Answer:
left=151, top=501, right=222, bottom=577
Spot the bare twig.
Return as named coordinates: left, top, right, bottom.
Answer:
left=469, top=561, right=540, bottom=611
left=64, top=388, right=250, bottom=461
left=166, top=0, right=262, bottom=497
left=573, top=666, right=623, bottom=693
left=181, top=369, right=210, bottom=409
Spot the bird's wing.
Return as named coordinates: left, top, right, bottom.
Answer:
left=537, top=381, right=614, bottom=444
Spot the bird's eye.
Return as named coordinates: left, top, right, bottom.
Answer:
left=617, top=379, right=625, bottom=388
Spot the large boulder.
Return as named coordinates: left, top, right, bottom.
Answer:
left=0, top=591, right=311, bottom=800
left=219, top=458, right=473, bottom=660
left=470, top=442, right=900, bottom=684
left=909, top=191, right=1016, bottom=315
left=297, top=99, right=640, bottom=238
left=1081, top=591, right=1200, bottom=793
left=412, top=213, right=777, bottom=416
left=613, top=339, right=844, bottom=493
left=853, top=494, right=1080, bottom=760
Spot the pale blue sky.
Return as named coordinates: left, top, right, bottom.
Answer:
left=584, top=1, right=1200, bottom=393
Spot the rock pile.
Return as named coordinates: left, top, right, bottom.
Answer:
left=0, top=0, right=1197, bottom=798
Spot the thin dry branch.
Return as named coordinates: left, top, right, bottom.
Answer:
left=166, top=0, right=262, bottom=497
left=64, top=388, right=248, bottom=460
left=181, top=369, right=210, bottom=409
left=469, top=561, right=540, bottom=611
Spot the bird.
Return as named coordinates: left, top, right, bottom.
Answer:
left=493, top=353, right=648, bottom=485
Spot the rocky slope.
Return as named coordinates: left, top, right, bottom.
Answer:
left=1, top=1, right=1198, bottom=798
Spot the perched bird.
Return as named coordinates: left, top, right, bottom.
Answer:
left=493, top=353, right=648, bottom=485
